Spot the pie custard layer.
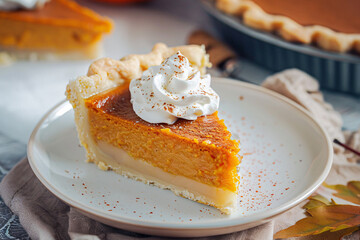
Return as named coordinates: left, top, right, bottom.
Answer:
left=216, top=0, right=360, bottom=54
left=66, top=43, right=241, bottom=214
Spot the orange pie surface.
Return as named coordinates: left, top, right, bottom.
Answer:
left=252, top=0, right=360, bottom=34
left=86, top=83, right=241, bottom=193
left=0, top=0, right=112, bottom=58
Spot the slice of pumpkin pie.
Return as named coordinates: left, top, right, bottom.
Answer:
left=0, top=0, right=112, bottom=62
left=66, top=43, right=241, bottom=214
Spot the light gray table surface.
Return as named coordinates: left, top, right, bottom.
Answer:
left=0, top=0, right=359, bottom=238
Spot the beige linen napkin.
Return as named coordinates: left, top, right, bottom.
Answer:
left=1, top=69, right=359, bottom=240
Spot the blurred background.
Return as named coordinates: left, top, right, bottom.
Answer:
left=1, top=0, right=359, bottom=144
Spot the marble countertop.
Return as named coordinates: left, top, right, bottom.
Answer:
left=0, top=0, right=359, bottom=238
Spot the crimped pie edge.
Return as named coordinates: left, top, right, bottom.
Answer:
left=216, top=0, right=360, bottom=54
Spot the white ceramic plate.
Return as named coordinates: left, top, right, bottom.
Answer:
left=28, top=78, right=332, bottom=237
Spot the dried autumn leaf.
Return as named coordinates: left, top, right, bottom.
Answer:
left=324, top=181, right=360, bottom=205
left=274, top=205, right=360, bottom=239
left=305, top=226, right=360, bottom=240
left=303, top=194, right=335, bottom=210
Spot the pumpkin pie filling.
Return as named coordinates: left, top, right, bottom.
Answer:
left=86, top=84, right=240, bottom=191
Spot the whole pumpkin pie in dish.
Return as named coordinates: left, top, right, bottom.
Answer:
left=216, top=0, right=360, bottom=54
left=66, top=43, right=241, bottom=214
left=0, top=0, right=112, bottom=62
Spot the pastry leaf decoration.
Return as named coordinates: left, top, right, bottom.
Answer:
left=274, top=181, right=360, bottom=239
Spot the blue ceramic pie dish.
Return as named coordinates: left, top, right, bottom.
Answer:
left=202, top=0, right=360, bottom=95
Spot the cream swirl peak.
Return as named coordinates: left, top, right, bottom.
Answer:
left=129, top=51, right=219, bottom=124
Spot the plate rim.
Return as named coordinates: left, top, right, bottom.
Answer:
left=27, top=78, right=333, bottom=230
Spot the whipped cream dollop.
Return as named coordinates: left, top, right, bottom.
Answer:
left=0, top=0, right=49, bottom=10
left=129, top=51, right=219, bottom=124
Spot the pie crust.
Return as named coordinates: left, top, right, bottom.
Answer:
left=216, top=0, right=360, bottom=53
